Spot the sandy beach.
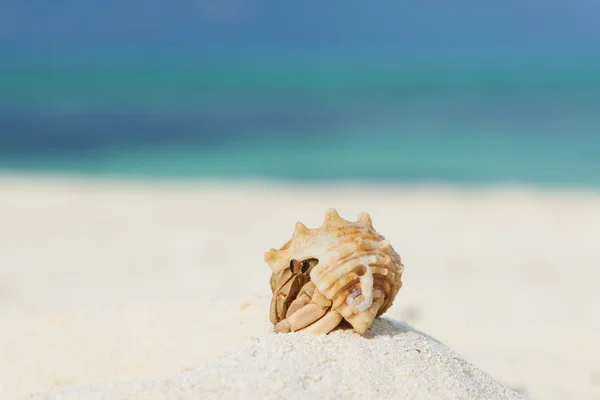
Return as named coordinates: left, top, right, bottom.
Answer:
left=1, top=176, right=599, bottom=399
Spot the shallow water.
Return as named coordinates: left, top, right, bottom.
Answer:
left=1, top=61, right=599, bottom=186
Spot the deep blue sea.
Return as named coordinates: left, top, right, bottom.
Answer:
left=1, top=60, right=599, bottom=186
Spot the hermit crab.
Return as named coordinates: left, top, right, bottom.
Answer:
left=265, top=209, right=403, bottom=335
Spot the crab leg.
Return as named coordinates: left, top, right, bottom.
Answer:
left=299, top=310, right=343, bottom=334
left=274, top=282, right=341, bottom=334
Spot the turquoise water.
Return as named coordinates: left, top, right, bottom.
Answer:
left=1, top=61, right=599, bottom=186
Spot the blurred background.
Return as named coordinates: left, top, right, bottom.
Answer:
left=1, top=0, right=599, bottom=184
left=1, top=2, right=600, bottom=400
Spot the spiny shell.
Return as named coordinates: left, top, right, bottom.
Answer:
left=265, top=209, right=404, bottom=334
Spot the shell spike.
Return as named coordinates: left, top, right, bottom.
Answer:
left=379, top=239, right=391, bottom=250
left=264, top=249, right=280, bottom=264
left=294, top=221, right=311, bottom=238
left=358, top=212, right=373, bottom=228
left=324, top=208, right=345, bottom=224
left=264, top=249, right=286, bottom=270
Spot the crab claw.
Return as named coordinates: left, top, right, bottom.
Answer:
left=269, top=268, right=303, bottom=325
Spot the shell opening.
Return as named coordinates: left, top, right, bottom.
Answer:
left=354, top=265, right=367, bottom=277
left=290, top=258, right=319, bottom=275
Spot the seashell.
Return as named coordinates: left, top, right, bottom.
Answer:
left=265, top=209, right=404, bottom=335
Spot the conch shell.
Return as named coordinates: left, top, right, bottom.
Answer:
left=265, top=209, right=404, bottom=335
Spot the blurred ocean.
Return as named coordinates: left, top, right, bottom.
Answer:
left=1, top=60, right=599, bottom=186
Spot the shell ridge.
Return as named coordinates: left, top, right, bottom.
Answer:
left=315, top=254, right=377, bottom=296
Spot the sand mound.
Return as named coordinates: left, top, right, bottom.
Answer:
left=28, top=319, right=521, bottom=400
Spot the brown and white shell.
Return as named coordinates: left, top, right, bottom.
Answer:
left=265, top=209, right=404, bottom=334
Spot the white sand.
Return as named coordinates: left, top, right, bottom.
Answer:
left=28, top=319, right=521, bottom=400
left=1, top=176, right=599, bottom=399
